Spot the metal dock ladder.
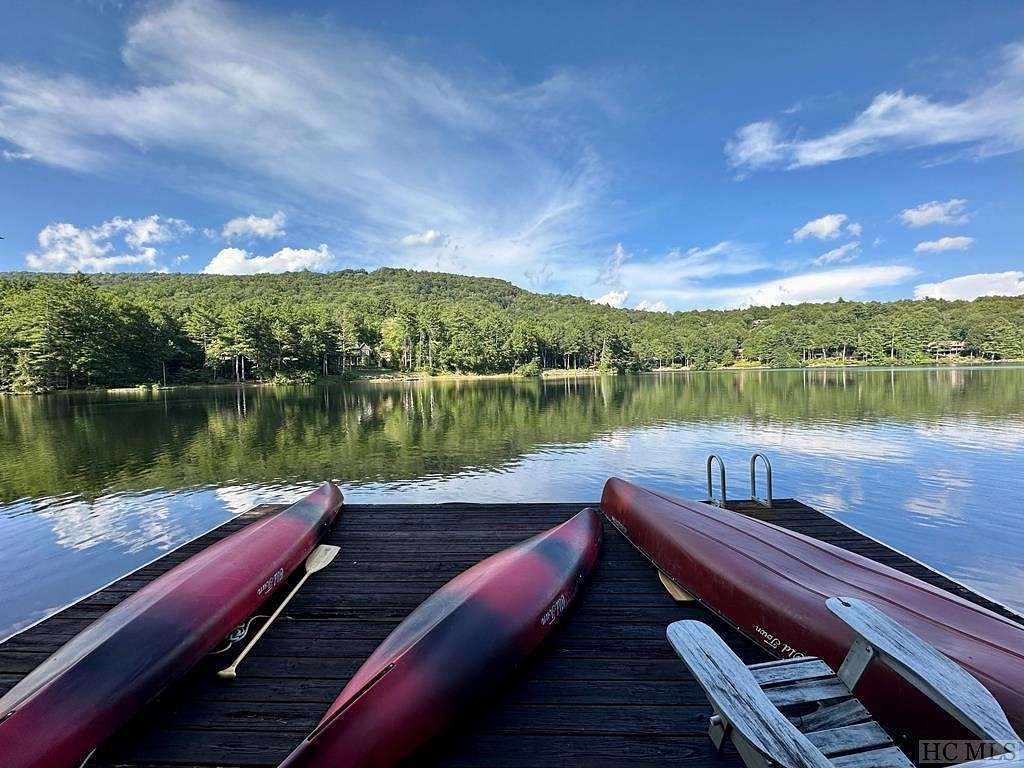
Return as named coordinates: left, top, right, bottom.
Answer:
left=705, top=452, right=774, bottom=508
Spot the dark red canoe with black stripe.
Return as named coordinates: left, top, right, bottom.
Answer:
left=279, top=507, right=602, bottom=768
left=0, top=482, right=343, bottom=768
left=601, top=477, right=1024, bottom=744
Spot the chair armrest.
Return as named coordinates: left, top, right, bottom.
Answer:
left=826, top=597, right=1020, bottom=745
left=667, top=620, right=833, bottom=768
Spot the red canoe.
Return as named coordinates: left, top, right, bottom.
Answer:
left=0, top=482, right=343, bottom=768
left=279, top=507, right=603, bottom=768
left=601, top=478, right=1024, bottom=743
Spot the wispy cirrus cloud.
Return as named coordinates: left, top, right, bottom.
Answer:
left=814, top=241, right=860, bottom=266
left=603, top=240, right=769, bottom=310
left=594, top=242, right=630, bottom=289
left=626, top=241, right=767, bottom=283
left=0, top=0, right=608, bottom=282
left=899, top=198, right=971, bottom=227
left=726, top=42, right=1024, bottom=173
left=914, top=236, right=974, bottom=253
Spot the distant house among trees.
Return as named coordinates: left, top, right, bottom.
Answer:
left=339, top=343, right=374, bottom=369
left=327, top=343, right=375, bottom=373
left=925, top=340, right=968, bottom=358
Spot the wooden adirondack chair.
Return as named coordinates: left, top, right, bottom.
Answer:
left=666, top=596, right=1024, bottom=768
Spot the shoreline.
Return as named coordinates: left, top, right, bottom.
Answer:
left=4, top=358, right=1022, bottom=396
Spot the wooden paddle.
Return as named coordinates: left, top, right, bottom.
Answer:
left=217, top=544, right=341, bottom=679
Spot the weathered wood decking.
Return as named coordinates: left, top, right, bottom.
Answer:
left=0, top=499, right=1018, bottom=767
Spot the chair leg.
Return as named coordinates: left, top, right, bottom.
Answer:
left=733, top=729, right=774, bottom=768
left=709, top=713, right=730, bottom=750
left=710, top=713, right=774, bottom=768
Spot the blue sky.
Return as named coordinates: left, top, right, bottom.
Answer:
left=1, top=0, right=1022, bottom=310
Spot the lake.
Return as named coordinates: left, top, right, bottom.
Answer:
left=2, top=366, right=1023, bottom=640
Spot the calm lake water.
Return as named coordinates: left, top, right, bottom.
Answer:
left=2, top=367, right=1023, bottom=640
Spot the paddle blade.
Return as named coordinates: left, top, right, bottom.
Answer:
left=305, top=544, right=340, bottom=574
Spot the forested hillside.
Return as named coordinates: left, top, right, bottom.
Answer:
left=1, top=269, right=1022, bottom=392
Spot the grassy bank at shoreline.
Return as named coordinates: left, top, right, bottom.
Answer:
left=8, top=357, right=1022, bottom=396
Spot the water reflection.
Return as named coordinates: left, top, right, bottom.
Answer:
left=1, top=366, right=1022, bottom=639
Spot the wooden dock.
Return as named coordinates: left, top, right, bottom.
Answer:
left=1, top=498, right=1019, bottom=767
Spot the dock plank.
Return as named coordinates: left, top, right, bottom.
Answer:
left=0, top=498, right=1017, bottom=767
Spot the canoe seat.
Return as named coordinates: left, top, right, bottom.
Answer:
left=666, top=596, right=1023, bottom=768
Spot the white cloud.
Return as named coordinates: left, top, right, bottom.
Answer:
left=736, top=265, right=918, bottom=307
left=846, top=222, right=863, bottom=237
left=726, top=42, right=1024, bottom=172
left=222, top=211, right=286, bottom=239
left=653, top=265, right=917, bottom=309
left=899, top=198, right=971, bottom=227
left=202, top=244, right=333, bottom=274
left=109, top=214, right=192, bottom=249
left=399, top=229, right=448, bottom=247
left=0, top=0, right=606, bottom=289
left=634, top=299, right=669, bottom=312
left=26, top=215, right=190, bottom=272
left=27, top=223, right=147, bottom=272
left=175, top=254, right=190, bottom=263
left=592, top=290, right=628, bottom=308
left=814, top=241, right=860, bottom=266
left=914, top=271, right=1024, bottom=301
left=914, top=236, right=974, bottom=253
left=2, top=148, right=32, bottom=161
left=792, top=213, right=849, bottom=241
left=594, top=243, right=906, bottom=311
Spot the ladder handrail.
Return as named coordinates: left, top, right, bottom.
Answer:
left=749, top=453, right=773, bottom=508
left=705, top=454, right=727, bottom=507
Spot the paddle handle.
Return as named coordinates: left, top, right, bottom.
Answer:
left=217, top=571, right=311, bottom=679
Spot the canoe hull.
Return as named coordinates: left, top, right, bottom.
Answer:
left=601, top=478, right=1024, bottom=743
left=0, top=482, right=343, bottom=768
left=280, top=507, right=603, bottom=768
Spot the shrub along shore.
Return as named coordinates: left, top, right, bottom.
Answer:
left=1, top=269, right=1022, bottom=393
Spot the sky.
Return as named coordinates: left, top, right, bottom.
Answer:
left=1, top=0, right=1023, bottom=311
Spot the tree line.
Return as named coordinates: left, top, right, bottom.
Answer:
left=1, top=269, right=1022, bottom=392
